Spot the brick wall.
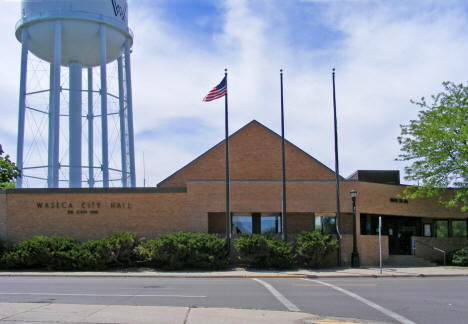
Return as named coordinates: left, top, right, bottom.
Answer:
left=0, top=192, right=7, bottom=242
left=6, top=190, right=188, bottom=243
left=159, top=121, right=336, bottom=187
left=340, top=213, right=353, bottom=235
left=359, top=234, right=389, bottom=266
left=413, top=236, right=468, bottom=263
left=354, top=181, right=468, bottom=219
left=340, top=234, right=388, bottom=266
left=208, top=212, right=225, bottom=233
left=287, top=213, right=315, bottom=233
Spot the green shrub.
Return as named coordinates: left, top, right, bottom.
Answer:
left=0, top=240, right=4, bottom=258
left=234, top=234, right=293, bottom=268
left=294, top=231, right=338, bottom=268
left=99, top=232, right=137, bottom=267
left=0, top=232, right=137, bottom=270
left=0, top=236, right=80, bottom=270
left=137, top=232, right=229, bottom=270
left=452, top=247, right=468, bottom=266
left=66, top=232, right=137, bottom=270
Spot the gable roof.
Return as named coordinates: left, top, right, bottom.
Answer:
left=157, top=120, right=344, bottom=187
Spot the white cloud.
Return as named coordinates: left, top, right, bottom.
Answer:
left=2, top=0, right=468, bottom=187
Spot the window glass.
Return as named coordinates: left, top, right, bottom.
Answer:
left=423, top=224, right=432, bottom=237
left=315, top=216, right=336, bottom=234
left=323, top=217, right=336, bottom=234
left=232, top=213, right=282, bottom=234
left=435, top=220, right=449, bottom=238
left=452, top=220, right=467, bottom=237
left=315, top=216, right=322, bottom=233
left=260, top=213, right=281, bottom=234
left=232, top=215, right=252, bottom=234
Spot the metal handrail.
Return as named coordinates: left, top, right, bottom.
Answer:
left=412, top=238, right=447, bottom=265
left=433, top=246, right=447, bottom=266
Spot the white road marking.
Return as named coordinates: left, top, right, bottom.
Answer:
left=252, top=278, right=300, bottom=312
left=0, top=293, right=206, bottom=298
left=303, top=279, right=417, bottom=324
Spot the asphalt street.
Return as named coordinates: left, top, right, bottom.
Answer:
left=0, top=276, right=467, bottom=323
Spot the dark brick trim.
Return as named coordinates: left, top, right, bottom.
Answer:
left=4, top=187, right=187, bottom=194
left=187, top=179, right=345, bottom=183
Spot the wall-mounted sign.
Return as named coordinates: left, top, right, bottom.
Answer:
left=35, top=200, right=131, bottom=215
left=390, top=198, right=409, bottom=204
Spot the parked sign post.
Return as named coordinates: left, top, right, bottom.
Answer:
left=379, top=216, right=382, bottom=275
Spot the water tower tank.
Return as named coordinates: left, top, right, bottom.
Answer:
left=15, top=0, right=136, bottom=189
left=16, top=0, right=132, bottom=67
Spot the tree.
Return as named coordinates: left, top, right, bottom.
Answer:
left=397, top=82, right=468, bottom=211
left=0, top=144, right=21, bottom=190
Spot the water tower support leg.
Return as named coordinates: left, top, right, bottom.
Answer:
left=16, top=28, right=29, bottom=188
left=52, top=20, right=62, bottom=188
left=87, top=68, right=94, bottom=188
left=69, top=62, right=82, bottom=188
left=117, top=56, right=128, bottom=188
left=100, top=24, right=109, bottom=188
left=124, top=40, right=136, bottom=188
left=48, top=64, right=54, bottom=187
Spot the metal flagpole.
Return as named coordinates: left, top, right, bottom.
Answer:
left=332, top=68, right=343, bottom=266
left=224, top=69, right=231, bottom=247
left=280, top=69, right=287, bottom=241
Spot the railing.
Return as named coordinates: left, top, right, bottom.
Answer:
left=412, top=238, right=447, bottom=265
left=433, top=247, right=447, bottom=266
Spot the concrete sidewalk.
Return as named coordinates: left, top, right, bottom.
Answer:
left=0, top=266, right=467, bottom=278
left=0, top=302, right=387, bottom=324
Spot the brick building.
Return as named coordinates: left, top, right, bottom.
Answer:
left=1, top=120, right=467, bottom=266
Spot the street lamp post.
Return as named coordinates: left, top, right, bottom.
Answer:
left=350, top=189, right=360, bottom=267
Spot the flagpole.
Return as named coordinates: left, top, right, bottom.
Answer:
left=280, top=69, right=287, bottom=241
left=224, top=68, right=231, bottom=246
left=332, top=68, right=342, bottom=266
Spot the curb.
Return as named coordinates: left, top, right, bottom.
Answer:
left=0, top=273, right=307, bottom=279
left=0, top=272, right=467, bottom=278
left=306, top=273, right=468, bottom=278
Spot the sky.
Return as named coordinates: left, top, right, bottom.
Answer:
left=1, top=0, right=468, bottom=187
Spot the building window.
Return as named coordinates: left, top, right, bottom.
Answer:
left=232, top=213, right=281, bottom=235
left=232, top=214, right=252, bottom=234
left=423, top=224, right=432, bottom=237
left=260, top=213, right=281, bottom=234
left=435, top=220, right=449, bottom=238
left=452, top=220, right=467, bottom=237
left=315, top=216, right=336, bottom=234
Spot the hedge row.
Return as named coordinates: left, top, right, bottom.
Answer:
left=235, top=232, right=338, bottom=268
left=137, top=232, right=229, bottom=270
left=0, top=231, right=338, bottom=270
left=0, top=232, right=137, bottom=270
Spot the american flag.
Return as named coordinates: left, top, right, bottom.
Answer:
left=203, top=76, right=227, bottom=102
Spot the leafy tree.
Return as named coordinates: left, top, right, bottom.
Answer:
left=0, top=144, right=21, bottom=190
left=397, top=82, right=468, bottom=211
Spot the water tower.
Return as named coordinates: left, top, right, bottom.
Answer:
left=15, top=0, right=136, bottom=188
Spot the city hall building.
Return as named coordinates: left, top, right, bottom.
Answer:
left=1, top=120, right=467, bottom=266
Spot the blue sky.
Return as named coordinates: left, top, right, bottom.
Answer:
left=1, top=0, right=468, bottom=187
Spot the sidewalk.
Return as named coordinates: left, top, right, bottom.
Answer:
left=1, top=267, right=465, bottom=323
left=0, top=266, right=468, bottom=278
left=0, top=303, right=388, bottom=324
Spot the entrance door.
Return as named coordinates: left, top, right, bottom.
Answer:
left=385, top=217, right=421, bottom=255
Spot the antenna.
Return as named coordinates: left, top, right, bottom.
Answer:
left=143, top=151, right=146, bottom=187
